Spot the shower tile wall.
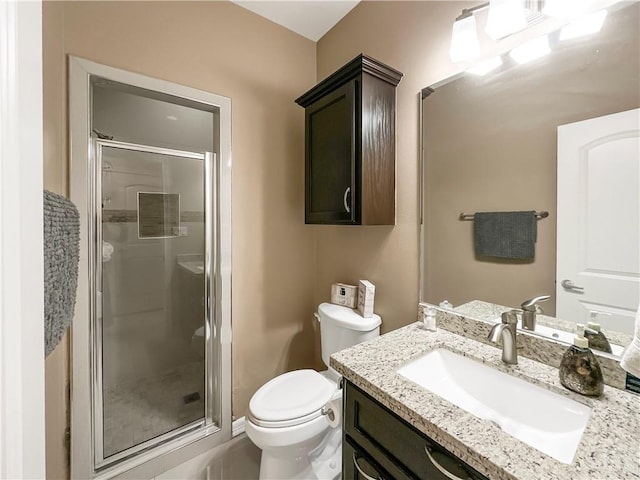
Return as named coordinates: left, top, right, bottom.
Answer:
left=102, top=150, right=204, bottom=388
left=101, top=147, right=206, bottom=458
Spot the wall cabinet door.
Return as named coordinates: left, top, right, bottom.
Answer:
left=305, top=79, right=357, bottom=224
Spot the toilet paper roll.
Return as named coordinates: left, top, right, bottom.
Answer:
left=325, top=397, right=342, bottom=428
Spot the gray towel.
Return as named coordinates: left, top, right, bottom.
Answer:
left=44, top=190, right=80, bottom=357
left=473, top=211, right=537, bottom=260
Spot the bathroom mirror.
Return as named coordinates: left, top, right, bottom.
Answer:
left=420, top=2, right=639, bottom=356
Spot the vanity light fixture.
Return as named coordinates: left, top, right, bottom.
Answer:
left=485, top=0, right=528, bottom=40
left=466, top=56, right=504, bottom=76
left=509, top=35, right=551, bottom=64
left=450, top=10, right=481, bottom=62
left=449, top=0, right=541, bottom=62
left=559, top=10, right=608, bottom=40
left=449, top=0, right=611, bottom=63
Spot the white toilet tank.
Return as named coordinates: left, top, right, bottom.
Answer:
left=317, top=302, right=381, bottom=367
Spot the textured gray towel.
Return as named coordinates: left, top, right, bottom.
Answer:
left=473, top=211, right=537, bottom=260
left=44, top=190, right=80, bottom=357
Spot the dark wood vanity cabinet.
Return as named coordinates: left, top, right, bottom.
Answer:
left=295, top=55, right=403, bottom=225
left=343, top=381, right=489, bottom=480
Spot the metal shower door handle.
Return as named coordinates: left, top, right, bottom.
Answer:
left=561, top=279, right=584, bottom=292
left=343, top=187, right=351, bottom=213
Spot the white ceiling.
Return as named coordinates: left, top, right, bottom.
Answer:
left=231, top=1, right=360, bottom=41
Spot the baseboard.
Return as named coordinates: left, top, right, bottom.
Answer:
left=232, top=416, right=245, bottom=437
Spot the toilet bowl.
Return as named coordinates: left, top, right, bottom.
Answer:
left=246, top=369, right=342, bottom=480
left=246, top=303, right=381, bottom=480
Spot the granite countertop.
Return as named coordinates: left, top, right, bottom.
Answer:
left=330, top=323, right=640, bottom=480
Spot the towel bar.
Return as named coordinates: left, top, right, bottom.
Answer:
left=459, top=211, right=549, bottom=220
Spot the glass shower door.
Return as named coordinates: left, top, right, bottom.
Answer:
left=93, top=140, right=217, bottom=467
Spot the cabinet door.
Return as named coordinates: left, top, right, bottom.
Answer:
left=305, top=79, right=358, bottom=224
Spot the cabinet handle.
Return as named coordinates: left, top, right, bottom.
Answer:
left=343, top=187, right=351, bottom=213
left=424, top=445, right=467, bottom=480
left=353, top=452, right=383, bottom=480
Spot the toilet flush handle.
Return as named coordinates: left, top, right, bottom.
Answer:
left=314, top=312, right=320, bottom=322
left=321, top=405, right=335, bottom=422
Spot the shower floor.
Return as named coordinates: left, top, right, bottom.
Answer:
left=103, top=360, right=205, bottom=458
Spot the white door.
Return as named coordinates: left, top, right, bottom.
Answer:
left=556, top=108, right=640, bottom=335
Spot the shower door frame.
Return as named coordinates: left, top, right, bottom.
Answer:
left=91, top=140, right=216, bottom=469
left=70, top=57, right=232, bottom=480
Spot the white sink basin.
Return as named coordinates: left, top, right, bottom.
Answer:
left=396, top=349, right=591, bottom=464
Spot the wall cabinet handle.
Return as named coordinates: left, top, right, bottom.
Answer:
left=353, top=452, right=383, bottom=480
left=344, top=186, right=351, bottom=213
left=424, top=445, right=468, bottom=480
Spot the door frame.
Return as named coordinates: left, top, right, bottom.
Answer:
left=69, top=56, right=232, bottom=479
left=0, top=2, right=45, bottom=478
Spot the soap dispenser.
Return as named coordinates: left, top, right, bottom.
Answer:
left=559, top=325, right=604, bottom=397
left=584, top=311, right=613, bottom=353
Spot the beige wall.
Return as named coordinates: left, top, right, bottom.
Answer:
left=315, top=1, right=476, bottom=333
left=42, top=2, right=316, bottom=478
left=43, top=3, right=70, bottom=479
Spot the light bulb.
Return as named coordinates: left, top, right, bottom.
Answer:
left=560, top=10, right=608, bottom=41
left=543, top=0, right=595, bottom=19
left=449, top=14, right=480, bottom=63
left=485, top=0, right=528, bottom=40
left=509, top=35, right=551, bottom=64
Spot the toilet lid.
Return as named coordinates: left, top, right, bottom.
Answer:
left=249, top=370, right=336, bottom=425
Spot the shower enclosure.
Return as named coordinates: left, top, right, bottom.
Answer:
left=93, top=141, right=216, bottom=466
left=70, top=57, right=231, bottom=478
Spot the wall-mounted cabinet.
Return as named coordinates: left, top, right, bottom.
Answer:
left=295, top=54, right=403, bottom=225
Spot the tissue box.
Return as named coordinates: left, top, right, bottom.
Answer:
left=330, top=283, right=358, bottom=308
left=357, top=280, right=375, bottom=318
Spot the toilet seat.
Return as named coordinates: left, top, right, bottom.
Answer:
left=249, top=369, right=336, bottom=428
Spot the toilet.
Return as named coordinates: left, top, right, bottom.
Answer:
left=245, top=302, right=381, bottom=480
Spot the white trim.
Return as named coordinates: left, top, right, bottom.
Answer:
left=69, top=56, right=232, bottom=479
left=232, top=417, right=246, bottom=437
left=0, top=1, right=45, bottom=478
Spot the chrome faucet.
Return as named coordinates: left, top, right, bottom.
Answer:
left=488, top=310, right=519, bottom=364
left=520, top=295, right=551, bottom=331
